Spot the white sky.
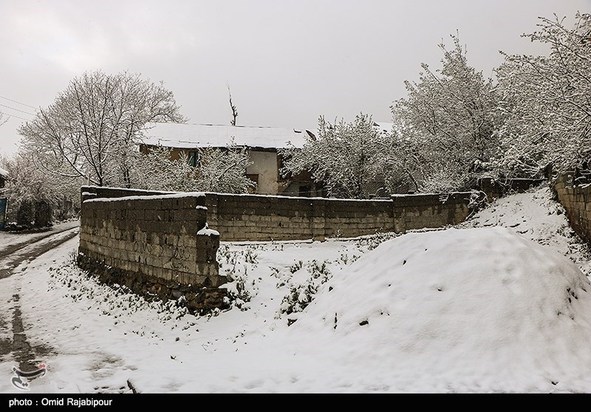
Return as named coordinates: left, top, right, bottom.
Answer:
left=0, top=0, right=589, bottom=158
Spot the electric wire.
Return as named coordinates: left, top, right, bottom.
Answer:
left=0, top=95, right=37, bottom=109
left=0, top=103, right=35, bottom=117
left=0, top=110, right=31, bottom=122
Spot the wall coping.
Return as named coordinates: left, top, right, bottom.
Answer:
left=84, top=192, right=206, bottom=203
left=203, top=191, right=394, bottom=202
left=81, top=185, right=175, bottom=194
left=391, top=191, right=473, bottom=198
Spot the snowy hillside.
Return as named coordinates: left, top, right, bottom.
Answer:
left=2, top=185, right=591, bottom=393
left=460, top=186, right=591, bottom=276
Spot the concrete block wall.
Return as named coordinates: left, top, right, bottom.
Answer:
left=391, top=192, right=473, bottom=233
left=324, top=198, right=396, bottom=238
left=78, top=186, right=474, bottom=306
left=204, top=194, right=396, bottom=241
left=204, top=191, right=472, bottom=241
left=204, top=193, right=326, bottom=241
left=80, top=186, right=474, bottom=244
left=79, top=186, right=225, bottom=291
left=553, top=173, right=591, bottom=244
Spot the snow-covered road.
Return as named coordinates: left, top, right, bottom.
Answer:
left=0, top=223, right=79, bottom=392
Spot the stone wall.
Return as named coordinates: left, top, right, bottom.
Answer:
left=78, top=186, right=474, bottom=309
left=81, top=186, right=474, bottom=243
left=204, top=191, right=473, bottom=241
left=553, top=173, right=591, bottom=244
left=204, top=194, right=395, bottom=241
left=78, top=186, right=226, bottom=313
left=391, top=192, right=474, bottom=234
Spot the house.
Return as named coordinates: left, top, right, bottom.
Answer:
left=139, top=123, right=323, bottom=196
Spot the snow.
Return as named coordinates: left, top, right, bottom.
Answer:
left=84, top=192, right=205, bottom=203
left=0, top=166, right=8, bottom=177
left=82, top=185, right=174, bottom=194
left=286, top=226, right=591, bottom=392
left=2, top=186, right=591, bottom=393
left=140, top=122, right=310, bottom=150
left=203, top=191, right=393, bottom=202
left=197, top=223, right=219, bottom=236
left=459, top=186, right=591, bottom=276
left=0, top=220, right=80, bottom=249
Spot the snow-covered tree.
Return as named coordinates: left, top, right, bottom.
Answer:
left=1, top=151, right=82, bottom=223
left=495, top=12, right=591, bottom=177
left=132, top=147, right=196, bottom=192
left=135, top=145, right=255, bottom=194
left=19, top=70, right=185, bottom=187
left=193, top=146, right=255, bottom=193
left=281, top=114, right=391, bottom=199
left=392, top=34, right=501, bottom=192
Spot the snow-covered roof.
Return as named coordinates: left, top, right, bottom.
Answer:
left=140, top=123, right=311, bottom=150
left=0, top=167, right=8, bottom=177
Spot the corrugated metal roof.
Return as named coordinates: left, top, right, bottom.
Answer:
left=140, top=122, right=310, bottom=149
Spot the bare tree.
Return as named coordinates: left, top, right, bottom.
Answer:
left=227, top=85, right=238, bottom=126
left=19, top=71, right=186, bottom=187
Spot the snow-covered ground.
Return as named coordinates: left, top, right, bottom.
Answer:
left=0, top=220, right=80, bottom=250
left=1, top=185, right=591, bottom=393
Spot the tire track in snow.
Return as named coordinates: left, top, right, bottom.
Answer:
left=0, top=227, right=79, bottom=280
left=0, top=227, right=79, bottom=377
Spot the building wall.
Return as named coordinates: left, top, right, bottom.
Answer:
left=246, top=150, right=279, bottom=194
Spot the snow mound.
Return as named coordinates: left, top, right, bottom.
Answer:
left=460, top=186, right=591, bottom=276
left=290, top=226, right=591, bottom=391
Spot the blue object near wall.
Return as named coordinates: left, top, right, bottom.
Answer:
left=0, top=198, right=7, bottom=230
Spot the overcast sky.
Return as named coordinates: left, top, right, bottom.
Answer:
left=0, top=0, right=589, bottom=158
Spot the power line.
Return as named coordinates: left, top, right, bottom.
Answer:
left=0, top=95, right=36, bottom=109
left=0, top=110, right=30, bottom=122
left=0, top=103, right=35, bottom=117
